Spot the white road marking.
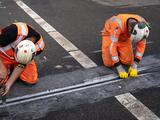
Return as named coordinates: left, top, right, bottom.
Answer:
left=14, top=0, right=160, bottom=119
left=14, top=0, right=97, bottom=69
left=116, top=93, right=160, bottom=120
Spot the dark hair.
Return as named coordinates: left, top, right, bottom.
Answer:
left=0, top=33, right=11, bottom=47
left=0, top=34, right=8, bottom=47
left=0, top=24, right=17, bottom=47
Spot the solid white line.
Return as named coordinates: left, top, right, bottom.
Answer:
left=14, top=0, right=160, bottom=119
left=115, top=93, right=160, bottom=120
left=14, top=0, right=97, bottom=69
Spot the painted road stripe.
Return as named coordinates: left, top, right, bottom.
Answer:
left=14, top=0, right=97, bottom=69
left=115, top=93, right=160, bottom=120
left=14, top=0, right=160, bottom=119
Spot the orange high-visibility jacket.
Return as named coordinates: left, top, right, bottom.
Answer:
left=0, top=22, right=45, bottom=61
left=102, top=14, right=147, bottom=63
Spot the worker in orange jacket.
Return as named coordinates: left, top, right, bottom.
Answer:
left=101, top=14, right=151, bottom=79
left=0, top=22, right=45, bottom=96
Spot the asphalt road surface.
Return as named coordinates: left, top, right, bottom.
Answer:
left=0, top=0, right=160, bottom=120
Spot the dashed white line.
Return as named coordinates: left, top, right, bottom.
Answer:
left=116, top=93, right=160, bottom=120
left=14, top=0, right=160, bottom=119
left=14, top=0, right=97, bottom=69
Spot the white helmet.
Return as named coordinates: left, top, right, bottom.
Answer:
left=15, top=40, right=36, bottom=64
left=130, top=22, right=150, bottom=42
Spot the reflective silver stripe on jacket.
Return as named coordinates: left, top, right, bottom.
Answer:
left=19, top=23, right=28, bottom=36
left=112, top=56, right=119, bottom=61
left=35, top=39, right=44, bottom=51
left=110, top=17, right=122, bottom=29
left=0, top=47, right=14, bottom=59
left=136, top=52, right=143, bottom=58
left=109, top=18, right=121, bottom=61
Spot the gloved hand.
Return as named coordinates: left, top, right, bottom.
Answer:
left=128, top=62, right=138, bottom=77
left=116, top=65, right=128, bottom=79
left=119, top=72, right=128, bottom=79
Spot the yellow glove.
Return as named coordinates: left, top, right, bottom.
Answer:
left=116, top=65, right=128, bottom=79
left=128, top=67, right=138, bottom=77
left=119, top=72, right=128, bottom=79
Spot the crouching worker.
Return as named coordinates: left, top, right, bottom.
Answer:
left=101, top=14, right=151, bottom=79
left=0, top=22, right=45, bottom=96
